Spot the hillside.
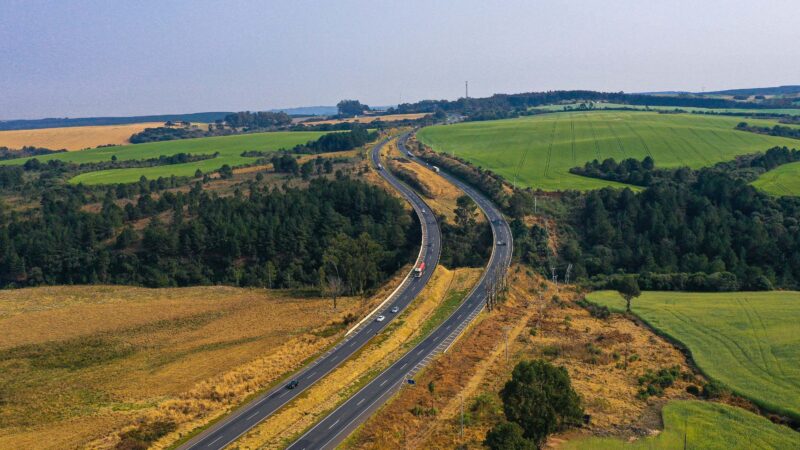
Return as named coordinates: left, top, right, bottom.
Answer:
left=0, top=122, right=168, bottom=151
left=418, top=111, right=799, bottom=191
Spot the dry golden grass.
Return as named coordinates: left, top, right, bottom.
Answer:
left=301, top=113, right=429, bottom=126
left=232, top=266, right=481, bottom=449
left=0, top=123, right=169, bottom=151
left=0, top=284, right=365, bottom=450
left=345, top=266, right=699, bottom=449
left=385, top=140, right=469, bottom=223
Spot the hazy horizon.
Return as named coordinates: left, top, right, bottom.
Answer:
left=2, top=0, right=798, bottom=120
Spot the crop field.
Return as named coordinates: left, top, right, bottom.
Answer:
left=751, top=160, right=800, bottom=196
left=563, top=400, right=800, bottom=449
left=0, top=130, right=325, bottom=185
left=417, top=111, right=799, bottom=191
left=0, top=122, right=166, bottom=151
left=587, top=290, right=800, bottom=420
left=0, top=284, right=360, bottom=449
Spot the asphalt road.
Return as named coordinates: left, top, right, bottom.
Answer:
left=178, top=136, right=441, bottom=450
left=287, top=133, right=513, bottom=450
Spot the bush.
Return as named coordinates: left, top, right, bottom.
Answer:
left=703, top=380, right=731, bottom=399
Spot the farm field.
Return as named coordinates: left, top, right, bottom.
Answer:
left=417, top=111, right=799, bottom=191
left=0, top=284, right=361, bottom=449
left=587, top=290, right=800, bottom=421
left=0, top=130, right=325, bottom=184
left=563, top=400, right=800, bottom=449
left=0, top=122, right=166, bottom=151
left=751, top=160, right=800, bottom=196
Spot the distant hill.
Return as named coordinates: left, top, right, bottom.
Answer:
left=0, top=112, right=232, bottom=131
left=640, top=85, right=800, bottom=97
left=704, top=85, right=800, bottom=96
left=269, top=106, right=337, bottom=116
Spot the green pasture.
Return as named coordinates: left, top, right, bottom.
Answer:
left=417, top=111, right=799, bottom=191
left=587, top=290, right=800, bottom=420
left=563, top=400, right=800, bottom=449
left=752, top=161, right=800, bottom=197
left=0, top=131, right=325, bottom=184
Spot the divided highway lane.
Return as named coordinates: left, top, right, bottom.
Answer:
left=179, top=137, right=441, bottom=450
left=288, top=133, right=513, bottom=450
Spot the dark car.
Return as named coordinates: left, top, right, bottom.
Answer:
left=286, top=379, right=299, bottom=389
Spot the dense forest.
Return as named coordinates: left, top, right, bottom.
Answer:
left=0, top=177, right=417, bottom=292
left=562, top=169, right=800, bottom=290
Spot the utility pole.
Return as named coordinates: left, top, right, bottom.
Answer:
left=503, top=325, right=512, bottom=364
left=460, top=394, right=464, bottom=438
left=465, top=81, right=469, bottom=99
left=534, top=196, right=537, bottom=214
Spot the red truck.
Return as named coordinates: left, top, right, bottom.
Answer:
left=413, top=262, right=426, bottom=278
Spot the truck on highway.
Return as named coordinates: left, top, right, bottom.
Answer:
left=431, top=166, right=440, bottom=173
left=413, top=262, right=426, bottom=278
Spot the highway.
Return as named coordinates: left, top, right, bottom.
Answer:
left=178, top=136, right=441, bottom=450
left=287, top=133, right=513, bottom=450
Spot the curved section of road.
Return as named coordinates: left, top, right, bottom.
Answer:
left=288, top=133, right=513, bottom=450
left=178, top=137, right=441, bottom=450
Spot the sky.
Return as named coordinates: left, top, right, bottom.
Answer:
left=1, top=0, right=798, bottom=120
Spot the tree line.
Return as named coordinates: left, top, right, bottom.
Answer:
left=562, top=168, right=800, bottom=290
left=0, top=177, right=417, bottom=292
left=736, top=121, right=800, bottom=140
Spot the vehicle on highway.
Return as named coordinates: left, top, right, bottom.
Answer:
left=390, top=306, right=399, bottom=313
left=497, top=240, right=506, bottom=246
left=375, top=315, right=386, bottom=322
left=407, top=151, right=414, bottom=158
left=377, top=163, right=383, bottom=170
left=432, top=165, right=440, bottom=173
left=413, top=262, right=426, bottom=278
left=286, top=380, right=299, bottom=389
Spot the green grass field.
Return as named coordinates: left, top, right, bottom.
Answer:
left=751, top=161, right=800, bottom=196
left=0, top=131, right=325, bottom=184
left=563, top=400, right=800, bottom=449
left=417, top=111, right=799, bottom=191
left=587, top=290, right=800, bottom=420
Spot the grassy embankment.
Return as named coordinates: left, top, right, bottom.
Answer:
left=562, top=400, right=800, bottom=449
left=0, top=131, right=325, bottom=184
left=587, top=290, right=800, bottom=421
left=417, top=111, right=798, bottom=191
left=345, top=267, right=708, bottom=449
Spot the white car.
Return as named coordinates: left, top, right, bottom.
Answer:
left=391, top=306, right=399, bottom=313
left=375, top=315, right=386, bottom=322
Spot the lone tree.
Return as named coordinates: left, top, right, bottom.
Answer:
left=337, top=99, right=369, bottom=117
left=325, top=275, right=344, bottom=310
left=498, top=359, right=584, bottom=447
left=616, top=275, right=641, bottom=313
